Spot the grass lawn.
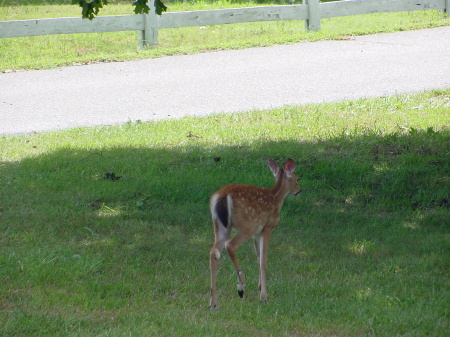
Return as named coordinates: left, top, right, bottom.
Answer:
left=1, top=90, right=449, bottom=336
left=1, top=1, right=449, bottom=71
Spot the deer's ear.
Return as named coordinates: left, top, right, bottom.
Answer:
left=267, top=158, right=280, bottom=178
left=284, top=159, right=296, bottom=177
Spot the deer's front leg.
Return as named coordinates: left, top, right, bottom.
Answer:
left=253, top=235, right=262, bottom=291
left=259, top=229, right=272, bottom=302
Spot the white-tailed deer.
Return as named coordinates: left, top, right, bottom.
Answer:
left=209, top=158, right=301, bottom=308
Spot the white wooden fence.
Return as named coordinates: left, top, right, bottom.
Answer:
left=0, top=0, right=448, bottom=48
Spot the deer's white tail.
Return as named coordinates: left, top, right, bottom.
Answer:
left=210, top=194, right=232, bottom=229
left=209, top=194, right=233, bottom=261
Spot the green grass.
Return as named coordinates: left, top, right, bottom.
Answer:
left=1, top=1, right=449, bottom=71
left=1, top=90, right=449, bottom=336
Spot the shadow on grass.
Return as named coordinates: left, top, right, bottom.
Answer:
left=0, top=128, right=448, bottom=335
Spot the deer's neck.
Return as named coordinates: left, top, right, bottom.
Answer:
left=270, top=170, right=290, bottom=212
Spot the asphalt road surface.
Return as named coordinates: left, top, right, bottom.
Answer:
left=1, top=26, right=449, bottom=135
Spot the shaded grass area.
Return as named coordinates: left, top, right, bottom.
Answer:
left=1, top=90, right=449, bottom=335
left=1, top=1, right=449, bottom=71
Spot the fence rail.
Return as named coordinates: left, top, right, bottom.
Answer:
left=0, top=0, right=448, bottom=48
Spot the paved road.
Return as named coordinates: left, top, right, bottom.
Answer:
left=1, top=26, right=449, bottom=135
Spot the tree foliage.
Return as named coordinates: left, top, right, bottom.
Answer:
left=72, top=0, right=108, bottom=20
left=73, top=0, right=167, bottom=20
left=132, top=0, right=167, bottom=15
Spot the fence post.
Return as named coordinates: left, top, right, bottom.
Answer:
left=139, top=2, right=159, bottom=48
left=444, top=0, right=449, bottom=18
left=304, top=0, right=320, bottom=31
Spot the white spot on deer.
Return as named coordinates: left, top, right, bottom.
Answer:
left=238, top=282, right=244, bottom=292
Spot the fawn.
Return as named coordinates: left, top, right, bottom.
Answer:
left=209, top=158, right=301, bottom=308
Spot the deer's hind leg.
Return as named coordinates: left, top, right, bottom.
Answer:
left=210, top=219, right=230, bottom=308
left=225, top=231, right=251, bottom=299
